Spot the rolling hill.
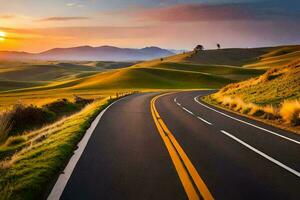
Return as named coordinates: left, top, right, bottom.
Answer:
left=209, top=60, right=300, bottom=105
left=0, top=44, right=299, bottom=109
left=0, top=46, right=174, bottom=61
left=203, top=59, right=300, bottom=132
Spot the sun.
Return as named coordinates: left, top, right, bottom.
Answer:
left=0, top=31, right=6, bottom=41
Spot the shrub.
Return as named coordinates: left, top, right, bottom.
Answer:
left=251, top=108, right=265, bottom=117
left=8, top=103, right=56, bottom=135
left=44, top=99, right=78, bottom=117
left=262, top=105, right=278, bottom=120
left=280, top=100, right=300, bottom=125
left=74, top=95, right=94, bottom=105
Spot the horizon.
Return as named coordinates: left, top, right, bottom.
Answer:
left=0, top=0, right=299, bottom=52
left=1, top=43, right=300, bottom=54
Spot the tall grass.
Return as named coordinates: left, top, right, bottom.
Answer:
left=0, top=113, right=12, bottom=143
left=210, top=95, right=300, bottom=126
left=280, top=100, right=300, bottom=125
left=0, top=97, right=94, bottom=144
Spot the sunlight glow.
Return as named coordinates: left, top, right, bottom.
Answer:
left=0, top=31, right=6, bottom=41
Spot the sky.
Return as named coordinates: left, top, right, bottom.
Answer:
left=0, top=0, right=299, bottom=52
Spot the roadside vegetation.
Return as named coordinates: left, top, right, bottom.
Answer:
left=0, top=96, right=93, bottom=144
left=0, top=92, right=133, bottom=200
left=203, top=59, right=300, bottom=134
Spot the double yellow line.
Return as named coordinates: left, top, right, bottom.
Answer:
left=151, top=94, right=214, bottom=200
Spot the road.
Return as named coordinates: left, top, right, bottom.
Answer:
left=56, top=91, right=300, bottom=200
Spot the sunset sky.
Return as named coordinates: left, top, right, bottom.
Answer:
left=0, top=0, right=299, bottom=52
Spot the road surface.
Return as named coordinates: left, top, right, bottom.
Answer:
left=56, top=91, right=300, bottom=200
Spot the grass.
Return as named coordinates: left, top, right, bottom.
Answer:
left=0, top=97, right=94, bottom=144
left=203, top=59, right=300, bottom=133
left=280, top=100, right=300, bottom=125
left=244, top=46, right=300, bottom=69
left=0, top=97, right=117, bottom=200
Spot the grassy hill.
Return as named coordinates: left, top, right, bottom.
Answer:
left=0, top=61, right=134, bottom=91
left=204, top=59, right=300, bottom=132
left=0, top=45, right=299, bottom=109
left=244, top=46, right=300, bottom=69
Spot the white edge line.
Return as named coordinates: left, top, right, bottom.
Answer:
left=47, top=97, right=127, bottom=200
left=197, top=116, right=212, bottom=125
left=220, top=130, right=300, bottom=178
left=194, top=96, right=300, bottom=145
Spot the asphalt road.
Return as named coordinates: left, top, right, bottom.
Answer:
left=59, top=91, right=300, bottom=200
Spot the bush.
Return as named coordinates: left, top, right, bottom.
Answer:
left=74, top=95, right=94, bottom=105
left=0, top=96, right=96, bottom=144
left=8, top=104, right=56, bottom=135
left=44, top=99, right=78, bottom=117
left=280, top=100, right=300, bottom=125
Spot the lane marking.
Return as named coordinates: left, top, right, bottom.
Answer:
left=48, top=97, right=129, bottom=200
left=194, top=96, right=300, bottom=145
left=174, top=97, right=212, bottom=126
left=174, top=97, right=177, bottom=103
left=151, top=94, right=214, bottom=200
left=197, top=117, right=212, bottom=125
left=220, top=130, right=300, bottom=178
left=182, top=107, right=194, bottom=115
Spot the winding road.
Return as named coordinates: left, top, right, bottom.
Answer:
left=50, top=91, right=300, bottom=200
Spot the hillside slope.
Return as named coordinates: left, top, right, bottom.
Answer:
left=212, top=60, right=300, bottom=105
left=204, top=60, right=300, bottom=132
left=156, top=45, right=300, bottom=69
left=245, top=46, right=300, bottom=69
left=0, top=61, right=134, bottom=91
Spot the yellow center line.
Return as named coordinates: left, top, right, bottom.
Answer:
left=151, top=93, right=214, bottom=200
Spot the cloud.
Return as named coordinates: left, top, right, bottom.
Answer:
left=0, top=15, right=16, bottom=19
left=127, top=1, right=300, bottom=22
left=38, top=17, right=91, bottom=21
left=66, top=3, right=76, bottom=7
left=66, top=2, right=85, bottom=8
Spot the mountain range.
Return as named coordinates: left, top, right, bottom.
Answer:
left=0, top=46, right=175, bottom=61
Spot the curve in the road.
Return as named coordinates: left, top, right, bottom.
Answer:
left=151, top=94, right=214, bottom=200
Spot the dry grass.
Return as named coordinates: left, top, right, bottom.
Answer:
left=280, top=100, right=300, bottom=125
left=209, top=94, right=300, bottom=127
left=204, top=58, right=300, bottom=133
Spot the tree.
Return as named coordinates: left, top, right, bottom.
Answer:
left=194, top=45, right=204, bottom=52
left=217, top=43, right=221, bottom=49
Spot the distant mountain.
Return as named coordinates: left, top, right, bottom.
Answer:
left=0, top=46, right=174, bottom=61
left=168, top=49, right=187, bottom=54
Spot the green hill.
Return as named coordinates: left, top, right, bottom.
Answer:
left=0, top=45, right=299, bottom=109
left=204, top=59, right=300, bottom=131
left=210, top=60, right=300, bottom=105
